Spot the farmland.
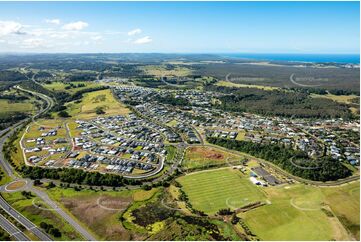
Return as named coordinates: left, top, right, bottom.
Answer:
left=177, top=168, right=266, bottom=214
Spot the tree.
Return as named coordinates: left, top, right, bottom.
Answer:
left=49, top=228, right=61, bottom=237
left=95, top=106, right=105, bottom=115
left=58, top=110, right=71, bottom=118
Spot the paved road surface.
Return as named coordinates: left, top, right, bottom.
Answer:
left=0, top=196, right=51, bottom=241
left=0, top=214, right=30, bottom=241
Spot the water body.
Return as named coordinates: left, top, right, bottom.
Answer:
left=221, top=53, right=360, bottom=64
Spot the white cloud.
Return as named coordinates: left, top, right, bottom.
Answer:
left=0, top=21, right=25, bottom=36
left=45, top=19, right=60, bottom=25
left=91, top=35, right=103, bottom=41
left=133, top=36, right=152, bottom=44
left=21, top=38, right=45, bottom=49
left=62, top=21, right=88, bottom=31
left=49, top=32, right=70, bottom=39
left=128, top=28, right=142, bottom=36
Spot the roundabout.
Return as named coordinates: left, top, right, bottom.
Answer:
left=4, top=180, right=28, bottom=192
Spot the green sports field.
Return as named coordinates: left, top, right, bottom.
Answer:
left=242, top=183, right=357, bottom=241
left=177, top=168, right=266, bottom=214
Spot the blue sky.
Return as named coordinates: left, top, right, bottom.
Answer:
left=0, top=1, right=359, bottom=53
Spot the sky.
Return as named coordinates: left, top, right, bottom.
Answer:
left=0, top=1, right=359, bottom=54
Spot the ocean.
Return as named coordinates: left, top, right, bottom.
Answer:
left=221, top=53, right=360, bottom=64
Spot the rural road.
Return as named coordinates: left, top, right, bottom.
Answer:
left=0, top=213, right=30, bottom=241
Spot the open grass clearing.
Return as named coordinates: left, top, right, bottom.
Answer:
left=183, top=146, right=242, bottom=170
left=0, top=99, right=35, bottom=115
left=321, top=182, right=360, bottom=239
left=66, top=89, right=130, bottom=119
left=311, top=93, right=359, bottom=104
left=215, top=80, right=279, bottom=91
left=177, top=168, right=266, bottom=214
left=46, top=187, right=158, bottom=240
left=140, top=65, right=192, bottom=77
left=44, top=81, right=103, bottom=94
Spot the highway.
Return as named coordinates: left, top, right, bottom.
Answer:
left=0, top=196, right=51, bottom=241
left=0, top=214, right=30, bottom=241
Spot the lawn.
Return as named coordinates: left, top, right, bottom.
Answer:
left=242, top=183, right=356, bottom=241
left=166, top=119, right=178, bottom=127
left=177, top=168, right=266, bottom=214
left=183, top=146, right=242, bottom=170
left=1, top=191, right=84, bottom=241
left=165, top=145, right=176, bottom=163
left=66, top=89, right=130, bottom=119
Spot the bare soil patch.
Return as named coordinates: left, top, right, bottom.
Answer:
left=188, top=147, right=224, bottom=160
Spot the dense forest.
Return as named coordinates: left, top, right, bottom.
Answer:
left=207, top=137, right=351, bottom=181
left=207, top=85, right=354, bottom=119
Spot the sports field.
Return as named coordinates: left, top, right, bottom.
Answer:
left=177, top=168, right=265, bottom=214
left=242, top=183, right=357, bottom=241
